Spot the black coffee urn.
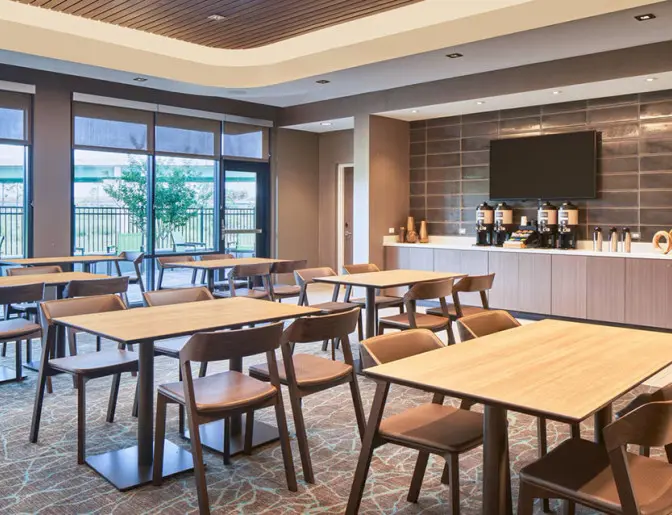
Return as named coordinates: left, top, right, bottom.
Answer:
left=558, top=201, right=579, bottom=249
left=475, top=202, right=494, bottom=246
left=537, top=201, right=558, bottom=248
left=493, top=202, right=514, bottom=246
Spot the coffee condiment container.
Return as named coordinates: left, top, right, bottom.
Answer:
left=609, top=227, right=619, bottom=252
left=593, top=227, right=603, bottom=252
left=621, top=227, right=632, bottom=253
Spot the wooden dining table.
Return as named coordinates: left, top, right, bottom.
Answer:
left=0, top=255, right=122, bottom=273
left=347, top=319, right=672, bottom=515
left=53, top=296, right=320, bottom=491
left=165, top=257, right=285, bottom=291
left=314, top=269, right=466, bottom=339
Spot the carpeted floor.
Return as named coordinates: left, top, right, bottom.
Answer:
left=0, top=321, right=656, bottom=514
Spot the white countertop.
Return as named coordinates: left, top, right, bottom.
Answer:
left=383, top=236, right=671, bottom=260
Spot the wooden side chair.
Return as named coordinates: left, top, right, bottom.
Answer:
left=378, top=278, right=457, bottom=344
left=153, top=323, right=297, bottom=515
left=458, top=309, right=578, bottom=514
left=518, top=399, right=672, bottom=515
left=266, top=260, right=307, bottom=302
left=156, top=255, right=197, bottom=289
left=214, top=262, right=273, bottom=300
left=352, top=329, right=484, bottom=513
left=115, top=251, right=145, bottom=296
left=249, top=308, right=366, bottom=483
left=197, top=253, right=233, bottom=286
left=0, top=283, right=43, bottom=384
left=6, top=265, right=63, bottom=276
left=138, top=287, right=215, bottom=431
left=30, top=295, right=138, bottom=464
left=426, top=273, right=495, bottom=324
left=343, top=263, right=404, bottom=339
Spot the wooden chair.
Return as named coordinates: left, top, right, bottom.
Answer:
left=214, top=262, right=273, bottom=300
left=458, top=309, right=579, bottom=514
left=0, top=283, right=43, bottom=383
left=518, top=400, right=672, bottom=515
left=30, top=295, right=138, bottom=464
left=196, top=253, right=233, bottom=286
left=425, top=273, right=495, bottom=325
left=6, top=265, right=63, bottom=276
left=294, top=267, right=362, bottom=354
left=378, top=278, right=456, bottom=344
left=138, top=287, right=215, bottom=431
left=354, top=329, right=483, bottom=513
left=156, top=255, right=197, bottom=289
left=153, top=323, right=297, bottom=515
left=266, top=260, right=307, bottom=302
left=343, top=263, right=404, bottom=338
left=249, top=308, right=366, bottom=483
left=115, top=251, right=145, bottom=297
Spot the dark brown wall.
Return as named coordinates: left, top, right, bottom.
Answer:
left=409, top=89, right=672, bottom=241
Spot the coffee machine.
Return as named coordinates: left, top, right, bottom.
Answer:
left=557, top=201, right=579, bottom=249
left=475, top=202, right=494, bottom=246
left=493, top=202, right=514, bottom=246
left=537, top=201, right=558, bottom=248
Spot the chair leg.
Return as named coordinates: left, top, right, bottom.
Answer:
left=349, top=377, right=367, bottom=440
left=447, top=453, right=460, bottom=515
left=357, top=311, right=363, bottom=342
left=537, top=417, right=551, bottom=513
left=440, top=462, right=450, bottom=484
left=321, top=339, right=329, bottom=352
left=96, top=336, right=101, bottom=352
left=191, top=269, right=197, bottom=285
left=30, top=365, right=49, bottom=443
left=563, top=501, right=576, bottom=515
left=407, top=452, right=430, bottom=503
left=377, top=323, right=384, bottom=336
left=200, top=270, right=206, bottom=284
left=198, top=362, right=208, bottom=377
left=570, top=422, right=581, bottom=439
left=273, top=396, right=298, bottom=492
left=289, top=391, right=315, bottom=483
left=447, top=321, right=456, bottom=345
left=107, top=373, right=122, bottom=423
left=177, top=366, right=185, bottom=436
left=186, top=408, right=210, bottom=514
left=25, top=338, right=32, bottom=364
left=132, top=379, right=139, bottom=418
left=244, top=411, right=254, bottom=455
left=76, top=376, right=86, bottom=465
left=223, top=418, right=231, bottom=466
left=1, top=342, right=5, bottom=357
left=640, top=445, right=651, bottom=457
left=14, top=340, right=23, bottom=381
left=517, top=481, right=536, bottom=515
left=153, top=394, right=168, bottom=486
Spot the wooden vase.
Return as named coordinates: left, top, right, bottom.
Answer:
left=419, top=220, right=429, bottom=243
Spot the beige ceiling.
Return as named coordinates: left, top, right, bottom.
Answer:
left=0, top=0, right=661, bottom=88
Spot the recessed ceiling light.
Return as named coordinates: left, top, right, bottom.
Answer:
left=133, top=77, right=148, bottom=82
left=552, top=90, right=562, bottom=95
left=316, top=79, right=330, bottom=84
left=646, top=77, right=658, bottom=82
left=320, top=122, right=332, bottom=126
left=635, top=13, right=656, bottom=21
left=446, top=53, right=463, bottom=59
left=411, top=109, right=419, bottom=113
left=207, top=14, right=227, bottom=21
left=476, top=101, right=485, bottom=105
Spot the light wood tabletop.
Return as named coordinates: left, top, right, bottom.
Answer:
left=366, top=319, right=672, bottom=422
left=314, top=269, right=466, bottom=289
left=54, top=296, right=321, bottom=343
left=0, top=255, right=122, bottom=266
left=0, top=272, right=109, bottom=287
left=165, top=257, right=285, bottom=269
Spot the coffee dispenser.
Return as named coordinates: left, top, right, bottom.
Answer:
left=557, top=201, right=579, bottom=249
left=493, top=202, right=514, bottom=246
left=475, top=202, right=494, bottom=246
left=537, top=201, right=558, bottom=248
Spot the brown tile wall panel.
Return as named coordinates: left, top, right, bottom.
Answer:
left=408, top=88, right=672, bottom=239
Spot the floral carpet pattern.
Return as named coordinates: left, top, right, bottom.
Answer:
left=0, top=333, right=654, bottom=514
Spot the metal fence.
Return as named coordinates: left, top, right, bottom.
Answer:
left=0, top=205, right=256, bottom=256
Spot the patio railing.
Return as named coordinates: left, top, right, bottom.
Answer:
left=0, top=205, right=24, bottom=257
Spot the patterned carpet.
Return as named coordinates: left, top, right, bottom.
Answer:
left=0, top=330, right=654, bottom=515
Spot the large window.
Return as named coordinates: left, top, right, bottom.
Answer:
left=224, top=123, right=269, bottom=160
left=0, top=91, right=31, bottom=258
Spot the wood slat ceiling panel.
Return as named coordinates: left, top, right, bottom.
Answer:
left=13, top=0, right=424, bottom=49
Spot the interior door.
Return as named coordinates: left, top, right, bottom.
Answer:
left=221, top=160, right=270, bottom=258
left=343, top=166, right=354, bottom=265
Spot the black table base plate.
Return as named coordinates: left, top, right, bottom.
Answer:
left=185, top=417, right=279, bottom=455
left=25, top=360, right=40, bottom=372
left=85, top=440, right=193, bottom=491
left=0, top=365, right=26, bottom=384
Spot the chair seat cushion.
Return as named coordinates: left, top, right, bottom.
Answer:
left=49, top=349, right=138, bottom=375
left=216, top=288, right=270, bottom=300
left=311, top=301, right=360, bottom=313
left=379, top=403, right=483, bottom=453
left=350, top=295, right=403, bottom=307
left=271, top=285, right=301, bottom=297
left=249, top=353, right=353, bottom=387
left=426, top=304, right=487, bottom=319
left=379, top=313, right=449, bottom=330
left=154, top=338, right=186, bottom=357
left=159, top=371, right=277, bottom=412
left=0, top=318, right=42, bottom=341
left=10, top=302, right=38, bottom=314
left=520, top=438, right=672, bottom=515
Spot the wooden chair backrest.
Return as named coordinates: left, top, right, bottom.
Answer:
left=282, top=308, right=360, bottom=344
left=0, top=282, right=45, bottom=305
left=143, top=286, right=214, bottom=307
left=64, top=276, right=129, bottom=298
left=40, top=294, right=126, bottom=325
left=294, top=267, right=336, bottom=286
left=457, top=310, right=519, bottom=341
left=230, top=262, right=272, bottom=279
left=271, top=260, right=308, bottom=275
left=343, top=263, right=380, bottom=274
left=604, top=400, right=672, bottom=514
left=451, top=273, right=495, bottom=315
left=180, top=322, right=284, bottom=364
left=7, top=265, right=63, bottom=276
left=157, top=255, right=193, bottom=269
left=200, top=253, right=234, bottom=261
left=402, top=278, right=456, bottom=326
left=119, top=251, right=144, bottom=265
left=362, top=329, right=444, bottom=365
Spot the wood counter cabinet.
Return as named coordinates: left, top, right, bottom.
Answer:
left=551, top=255, right=587, bottom=319
left=625, top=259, right=671, bottom=329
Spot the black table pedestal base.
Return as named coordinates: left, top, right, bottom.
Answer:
left=185, top=416, right=279, bottom=455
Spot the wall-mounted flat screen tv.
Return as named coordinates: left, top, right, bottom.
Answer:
left=489, top=130, right=598, bottom=200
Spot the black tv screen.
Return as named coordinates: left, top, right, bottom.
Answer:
left=489, top=131, right=597, bottom=200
